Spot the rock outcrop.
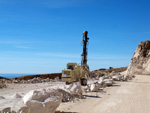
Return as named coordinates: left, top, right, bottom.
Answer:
left=126, top=40, right=150, bottom=75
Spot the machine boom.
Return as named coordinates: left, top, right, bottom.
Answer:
left=81, top=31, right=89, bottom=66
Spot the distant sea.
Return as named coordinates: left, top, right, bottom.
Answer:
left=0, top=73, right=36, bottom=79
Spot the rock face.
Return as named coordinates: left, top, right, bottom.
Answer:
left=23, top=89, right=62, bottom=113
left=126, top=40, right=150, bottom=75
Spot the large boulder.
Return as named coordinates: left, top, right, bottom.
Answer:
left=126, top=40, right=150, bottom=75
left=68, top=82, right=82, bottom=95
left=113, top=75, right=124, bottom=81
left=103, top=79, right=113, bottom=86
left=23, top=88, right=62, bottom=113
left=58, top=89, right=73, bottom=102
left=98, top=77, right=104, bottom=84
left=90, top=83, right=101, bottom=92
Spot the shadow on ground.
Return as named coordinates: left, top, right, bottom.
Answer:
left=83, top=95, right=101, bottom=98
left=55, top=111, right=77, bottom=113
left=112, top=84, right=121, bottom=87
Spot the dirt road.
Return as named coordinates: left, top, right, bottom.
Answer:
left=58, top=75, right=150, bottom=113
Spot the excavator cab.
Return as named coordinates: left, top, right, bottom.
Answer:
left=62, top=63, right=79, bottom=84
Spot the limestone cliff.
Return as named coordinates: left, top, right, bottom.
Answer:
left=126, top=40, right=150, bottom=75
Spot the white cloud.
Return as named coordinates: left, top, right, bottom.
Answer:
left=0, top=40, right=57, bottom=44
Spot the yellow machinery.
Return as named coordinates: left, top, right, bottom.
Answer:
left=62, top=63, right=89, bottom=85
left=62, top=31, right=90, bottom=86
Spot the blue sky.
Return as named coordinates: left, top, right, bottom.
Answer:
left=0, top=0, right=149, bottom=74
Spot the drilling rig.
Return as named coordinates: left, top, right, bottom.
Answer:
left=61, top=31, right=90, bottom=86
left=81, top=31, right=89, bottom=71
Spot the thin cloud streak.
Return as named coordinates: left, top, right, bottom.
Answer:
left=1, top=51, right=131, bottom=60
left=0, top=40, right=58, bottom=45
left=14, top=46, right=30, bottom=49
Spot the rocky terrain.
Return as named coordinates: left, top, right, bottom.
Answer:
left=91, top=67, right=127, bottom=78
left=126, top=40, right=150, bottom=75
left=13, top=73, right=62, bottom=80
left=0, top=68, right=133, bottom=113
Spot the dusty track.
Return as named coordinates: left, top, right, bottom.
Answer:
left=58, top=75, right=150, bottom=113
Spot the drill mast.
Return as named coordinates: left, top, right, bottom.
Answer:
left=81, top=31, right=89, bottom=66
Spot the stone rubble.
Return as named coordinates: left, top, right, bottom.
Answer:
left=103, top=79, right=113, bottom=86
left=0, top=77, right=62, bottom=85
left=0, top=80, right=6, bottom=89
left=0, top=71, right=135, bottom=112
left=85, top=73, right=134, bottom=92
left=90, top=83, right=101, bottom=92
left=0, top=73, right=134, bottom=113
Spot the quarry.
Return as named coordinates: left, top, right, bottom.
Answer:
left=0, top=0, right=149, bottom=112
left=0, top=39, right=150, bottom=113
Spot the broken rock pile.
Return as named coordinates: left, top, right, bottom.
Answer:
left=68, top=82, right=82, bottom=95
left=86, top=73, right=133, bottom=92
left=0, top=82, right=83, bottom=113
left=0, top=80, right=6, bottom=89
left=58, top=82, right=83, bottom=102
left=11, top=77, right=60, bottom=84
